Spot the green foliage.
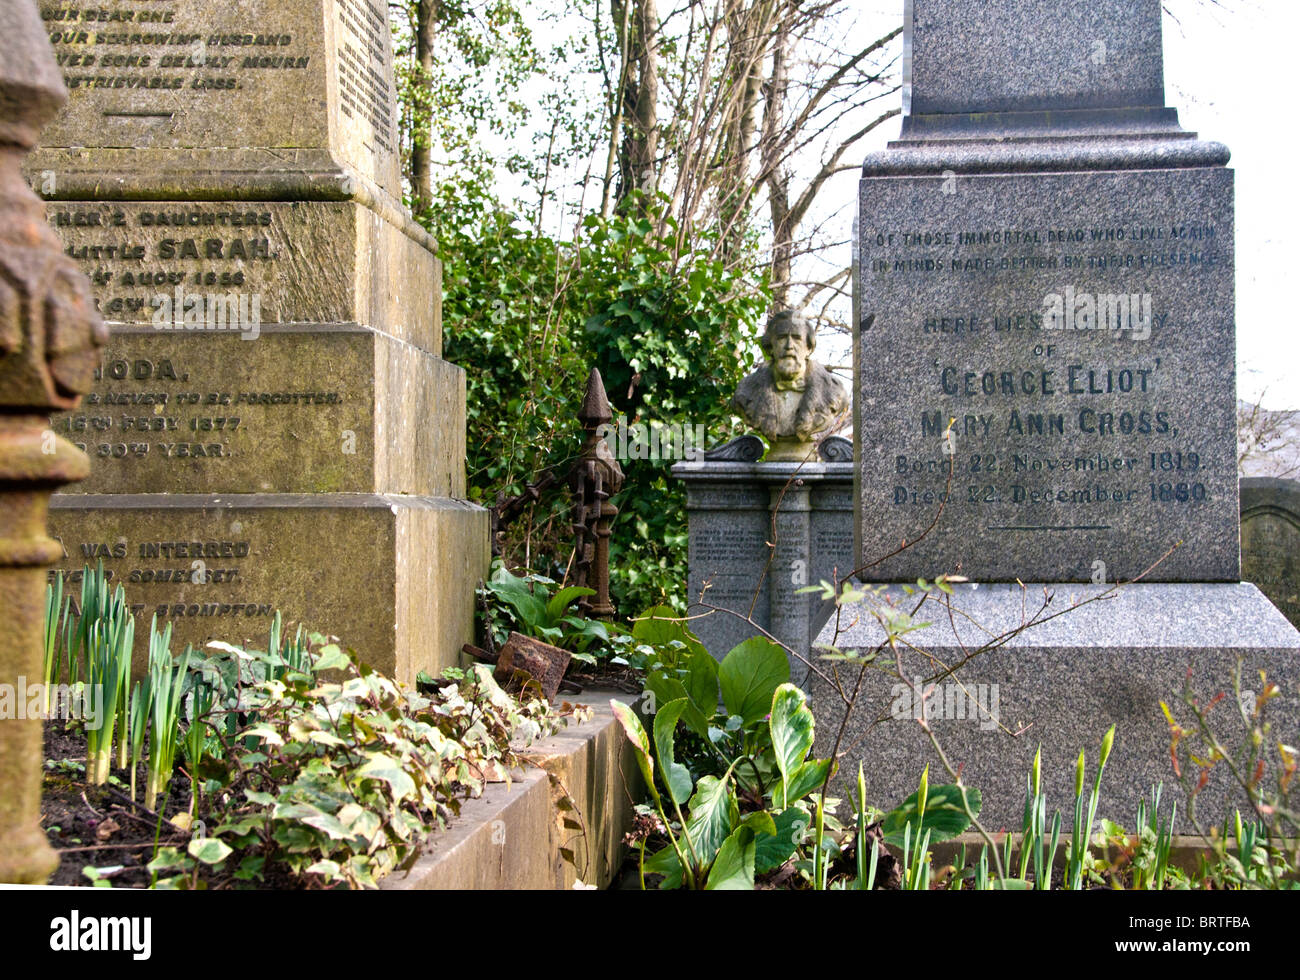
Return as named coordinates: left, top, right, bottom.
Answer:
left=41, top=570, right=573, bottom=890
left=478, top=560, right=623, bottom=665
left=578, top=195, right=767, bottom=613
left=391, top=0, right=540, bottom=227
left=881, top=780, right=980, bottom=850
left=441, top=196, right=768, bottom=616
left=614, top=616, right=839, bottom=889
left=70, top=564, right=133, bottom=786
left=1160, top=655, right=1299, bottom=883
left=146, top=644, right=560, bottom=890
left=143, top=619, right=189, bottom=812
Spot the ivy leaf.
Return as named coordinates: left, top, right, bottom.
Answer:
left=355, top=753, right=416, bottom=801
left=187, top=837, right=233, bottom=866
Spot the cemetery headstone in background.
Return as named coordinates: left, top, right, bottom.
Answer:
left=28, top=0, right=489, bottom=681
left=812, top=0, right=1300, bottom=828
left=1242, top=478, right=1300, bottom=629
left=673, top=456, right=854, bottom=679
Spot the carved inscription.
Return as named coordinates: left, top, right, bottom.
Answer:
left=333, top=0, right=396, bottom=156
left=49, top=538, right=273, bottom=622
left=857, top=169, right=1236, bottom=582
left=46, top=331, right=368, bottom=495
left=42, top=5, right=311, bottom=94
left=813, top=525, right=854, bottom=580
left=45, top=204, right=278, bottom=321
left=36, top=2, right=401, bottom=191
left=690, top=523, right=769, bottom=612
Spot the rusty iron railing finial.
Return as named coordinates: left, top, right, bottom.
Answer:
left=570, top=368, right=624, bottom=618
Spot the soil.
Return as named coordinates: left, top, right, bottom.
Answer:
left=563, top=662, right=643, bottom=695
left=39, top=723, right=306, bottom=889
left=41, top=724, right=196, bottom=887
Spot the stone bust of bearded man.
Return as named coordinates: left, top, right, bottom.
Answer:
left=732, top=310, right=849, bottom=461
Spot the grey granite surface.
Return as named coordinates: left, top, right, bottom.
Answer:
left=905, top=0, right=1165, bottom=116
left=674, top=461, right=853, bottom=677
left=810, top=582, right=1300, bottom=829
left=856, top=167, right=1237, bottom=583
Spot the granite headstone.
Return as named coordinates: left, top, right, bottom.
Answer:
left=857, top=0, right=1236, bottom=584
left=812, top=0, right=1300, bottom=829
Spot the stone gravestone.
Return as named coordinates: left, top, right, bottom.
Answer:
left=28, top=0, right=488, bottom=681
left=1242, top=478, right=1300, bottom=629
left=812, top=0, right=1300, bottom=828
left=673, top=456, right=855, bottom=675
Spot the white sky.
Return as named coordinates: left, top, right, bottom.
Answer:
left=822, top=0, right=1297, bottom=410
left=1165, top=0, right=1298, bottom=411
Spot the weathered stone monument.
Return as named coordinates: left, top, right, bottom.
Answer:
left=1242, top=478, right=1300, bottom=629
left=0, top=0, right=103, bottom=883
left=673, top=453, right=854, bottom=669
left=675, top=310, right=852, bottom=666
left=813, top=0, right=1300, bottom=827
left=28, top=0, right=488, bottom=680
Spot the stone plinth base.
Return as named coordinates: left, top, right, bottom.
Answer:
left=809, top=582, right=1300, bottom=830
left=48, top=492, right=489, bottom=684
left=672, top=460, right=853, bottom=671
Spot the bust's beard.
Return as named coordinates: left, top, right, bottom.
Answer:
left=773, top=357, right=807, bottom=391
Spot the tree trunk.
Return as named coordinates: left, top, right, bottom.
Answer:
left=762, top=12, right=792, bottom=306
left=614, top=0, right=661, bottom=208
left=411, top=0, right=438, bottom=214
left=716, top=0, right=772, bottom=258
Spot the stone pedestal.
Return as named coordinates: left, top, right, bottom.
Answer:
left=27, top=0, right=488, bottom=681
left=820, top=0, right=1300, bottom=825
left=811, top=583, right=1300, bottom=830
left=672, top=460, right=852, bottom=681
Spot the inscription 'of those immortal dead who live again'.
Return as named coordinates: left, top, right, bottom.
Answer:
left=857, top=168, right=1236, bottom=582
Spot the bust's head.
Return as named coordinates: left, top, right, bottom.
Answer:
left=762, top=310, right=816, bottom=386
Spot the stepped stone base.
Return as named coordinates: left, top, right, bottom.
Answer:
left=809, top=582, right=1300, bottom=830
left=48, top=492, right=489, bottom=683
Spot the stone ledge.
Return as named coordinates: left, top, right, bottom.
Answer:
left=811, top=583, right=1300, bottom=830
left=929, top=834, right=1300, bottom=882
left=379, top=693, right=641, bottom=891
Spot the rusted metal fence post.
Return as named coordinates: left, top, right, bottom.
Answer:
left=570, top=369, right=624, bottom=619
